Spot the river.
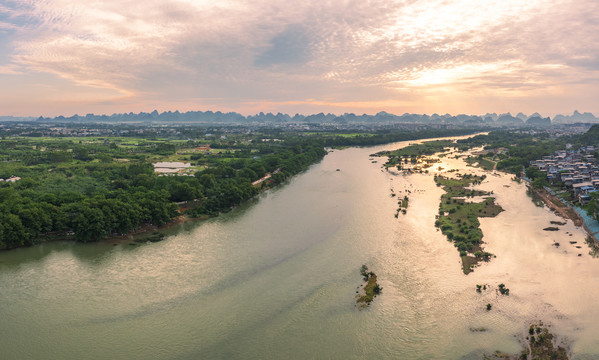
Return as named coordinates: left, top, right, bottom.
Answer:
left=1, top=136, right=598, bottom=359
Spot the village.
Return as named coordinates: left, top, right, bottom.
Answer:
left=530, top=145, right=598, bottom=206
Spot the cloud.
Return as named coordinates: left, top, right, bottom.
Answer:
left=0, top=64, right=22, bottom=74
left=254, top=24, right=313, bottom=67
left=0, top=0, right=598, bottom=115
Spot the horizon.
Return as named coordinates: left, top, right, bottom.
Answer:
left=3, top=109, right=597, bottom=121
left=1, top=1, right=598, bottom=117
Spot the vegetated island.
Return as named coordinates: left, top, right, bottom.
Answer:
left=380, top=140, right=460, bottom=161
left=486, top=323, right=569, bottom=360
left=356, top=265, right=382, bottom=308
left=377, top=140, right=462, bottom=173
left=434, top=173, right=503, bottom=274
left=396, top=195, right=409, bottom=217
left=378, top=139, right=503, bottom=274
left=464, top=155, right=496, bottom=171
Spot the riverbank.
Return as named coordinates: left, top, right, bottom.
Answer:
left=28, top=214, right=201, bottom=249
left=107, top=215, right=201, bottom=242
left=0, top=179, right=266, bottom=251
left=531, top=187, right=583, bottom=227
left=528, top=184, right=599, bottom=245
left=0, top=143, right=325, bottom=251
left=13, top=177, right=284, bottom=250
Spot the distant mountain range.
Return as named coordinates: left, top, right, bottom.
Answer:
left=0, top=110, right=597, bottom=125
left=552, top=110, right=599, bottom=124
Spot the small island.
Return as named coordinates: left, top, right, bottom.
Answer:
left=488, top=323, right=569, bottom=360
left=377, top=140, right=458, bottom=173
left=379, top=140, right=457, bottom=163
left=522, top=323, right=569, bottom=360
left=356, top=265, right=382, bottom=308
left=395, top=195, right=409, bottom=217
left=434, top=173, right=503, bottom=274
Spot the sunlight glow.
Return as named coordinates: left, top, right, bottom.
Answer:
left=0, top=0, right=597, bottom=115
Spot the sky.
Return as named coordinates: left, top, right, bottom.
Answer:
left=0, top=0, right=598, bottom=117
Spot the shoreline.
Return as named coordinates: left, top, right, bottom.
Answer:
left=17, top=215, right=203, bottom=250
left=530, top=187, right=583, bottom=227
left=105, top=215, right=202, bottom=243
left=529, top=185, right=599, bottom=244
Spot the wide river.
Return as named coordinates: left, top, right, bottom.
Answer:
left=2, top=136, right=599, bottom=359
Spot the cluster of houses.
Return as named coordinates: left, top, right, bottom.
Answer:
left=530, top=146, right=598, bottom=204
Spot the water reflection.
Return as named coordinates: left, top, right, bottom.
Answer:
left=0, top=241, right=76, bottom=270
left=69, top=242, right=119, bottom=266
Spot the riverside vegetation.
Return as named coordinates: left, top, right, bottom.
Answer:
left=378, top=140, right=461, bottom=173
left=522, top=324, right=569, bottom=360
left=456, top=126, right=598, bottom=218
left=375, top=127, right=593, bottom=357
